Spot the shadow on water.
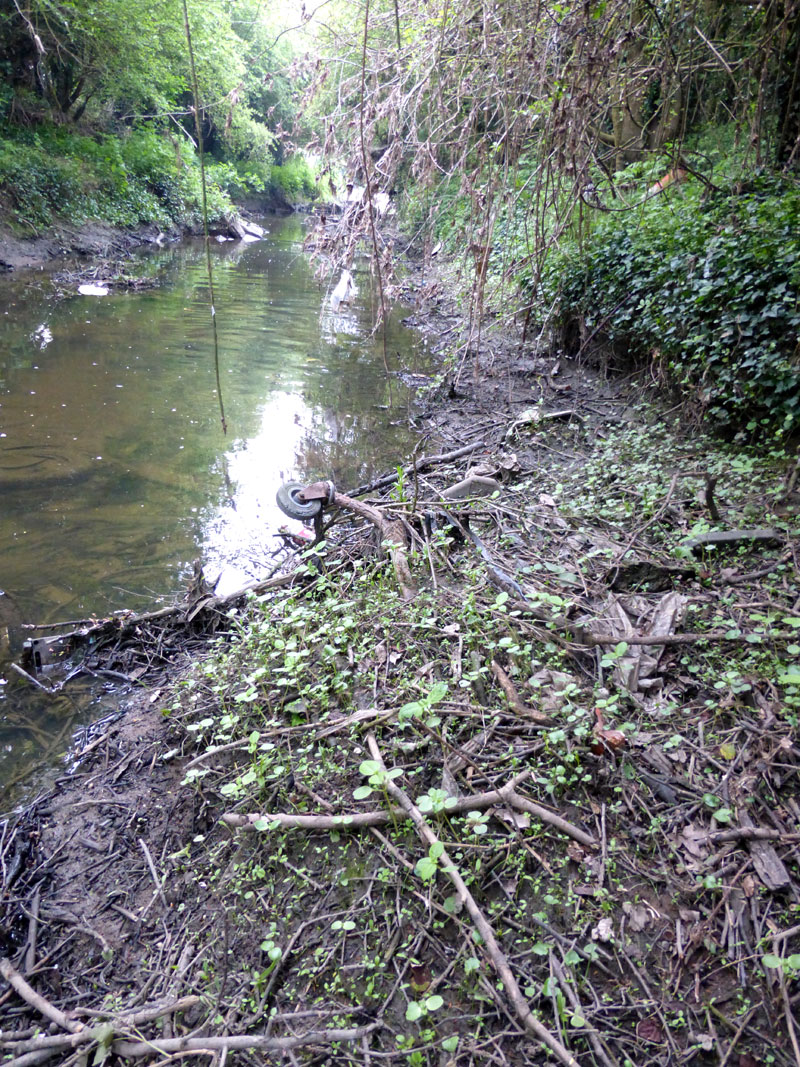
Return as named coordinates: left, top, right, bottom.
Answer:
left=0, top=215, right=430, bottom=804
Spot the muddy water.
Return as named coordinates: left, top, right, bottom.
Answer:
left=0, top=216, right=428, bottom=799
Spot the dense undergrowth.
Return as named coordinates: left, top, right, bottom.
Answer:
left=0, top=124, right=316, bottom=235
left=536, top=175, right=800, bottom=437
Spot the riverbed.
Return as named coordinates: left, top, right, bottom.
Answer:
left=0, top=216, right=428, bottom=799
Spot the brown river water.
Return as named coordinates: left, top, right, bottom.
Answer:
left=0, top=215, right=428, bottom=802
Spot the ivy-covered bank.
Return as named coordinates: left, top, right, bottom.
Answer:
left=535, top=175, right=800, bottom=436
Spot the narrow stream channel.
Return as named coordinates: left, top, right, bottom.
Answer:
left=0, top=215, right=428, bottom=802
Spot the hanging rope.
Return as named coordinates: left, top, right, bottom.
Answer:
left=181, top=0, right=227, bottom=435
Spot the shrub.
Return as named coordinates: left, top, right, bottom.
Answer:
left=0, top=123, right=234, bottom=231
left=538, top=175, right=800, bottom=435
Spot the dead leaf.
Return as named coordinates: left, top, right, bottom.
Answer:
left=680, top=824, right=709, bottom=860
left=591, top=918, right=614, bottom=942
left=494, top=807, right=530, bottom=830
left=738, top=1052, right=760, bottom=1067
left=636, top=1017, right=665, bottom=1043
left=409, top=963, right=431, bottom=994
left=623, top=901, right=653, bottom=932
left=567, top=841, right=585, bottom=863
left=592, top=708, right=627, bottom=754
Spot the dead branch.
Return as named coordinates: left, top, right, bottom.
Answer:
left=110, top=1024, right=381, bottom=1058
left=491, top=660, right=551, bottom=723
left=0, top=958, right=83, bottom=1034
left=223, top=773, right=597, bottom=849
left=364, top=732, right=581, bottom=1067
left=330, top=489, right=416, bottom=600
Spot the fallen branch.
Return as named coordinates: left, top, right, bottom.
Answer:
left=110, top=1023, right=380, bottom=1059
left=0, top=958, right=83, bottom=1034
left=222, top=776, right=596, bottom=849
left=0, top=998, right=201, bottom=1056
left=347, top=441, right=486, bottom=497
left=329, top=489, right=416, bottom=600
left=581, top=630, right=800, bottom=647
left=364, top=732, right=581, bottom=1067
left=491, top=660, right=551, bottom=723
left=0, top=953, right=377, bottom=1064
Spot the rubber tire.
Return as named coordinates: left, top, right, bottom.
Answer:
left=276, top=481, right=323, bottom=520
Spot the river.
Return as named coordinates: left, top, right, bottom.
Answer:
left=0, top=215, right=428, bottom=802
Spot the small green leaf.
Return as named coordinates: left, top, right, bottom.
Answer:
left=442, top=1036, right=459, bottom=1052
left=712, top=807, right=733, bottom=824
left=353, top=785, right=374, bottom=800
left=406, top=1001, right=423, bottom=1022
left=762, top=954, right=784, bottom=970
left=415, top=857, right=438, bottom=881
left=429, top=681, right=448, bottom=703
left=359, top=759, right=381, bottom=776
left=426, top=994, right=444, bottom=1011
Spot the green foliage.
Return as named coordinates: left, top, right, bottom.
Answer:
left=0, top=123, right=234, bottom=230
left=207, top=155, right=317, bottom=205
left=0, top=132, right=85, bottom=227
left=538, top=175, right=800, bottom=434
left=0, top=0, right=310, bottom=230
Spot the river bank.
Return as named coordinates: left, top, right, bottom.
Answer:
left=0, top=199, right=295, bottom=272
left=1, top=235, right=799, bottom=1065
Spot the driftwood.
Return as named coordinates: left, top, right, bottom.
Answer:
left=19, top=570, right=300, bottom=677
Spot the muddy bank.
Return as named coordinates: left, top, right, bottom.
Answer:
left=1, top=242, right=799, bottom=1065
left=0, top=198, right=298, bottom=272
left=0, top=221, right=180, bottom=272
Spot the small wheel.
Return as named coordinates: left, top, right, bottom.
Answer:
left=276, top=481, right=323, bottom=520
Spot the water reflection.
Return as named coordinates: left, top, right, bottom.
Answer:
left=0, top=216, right=427, bottom=798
